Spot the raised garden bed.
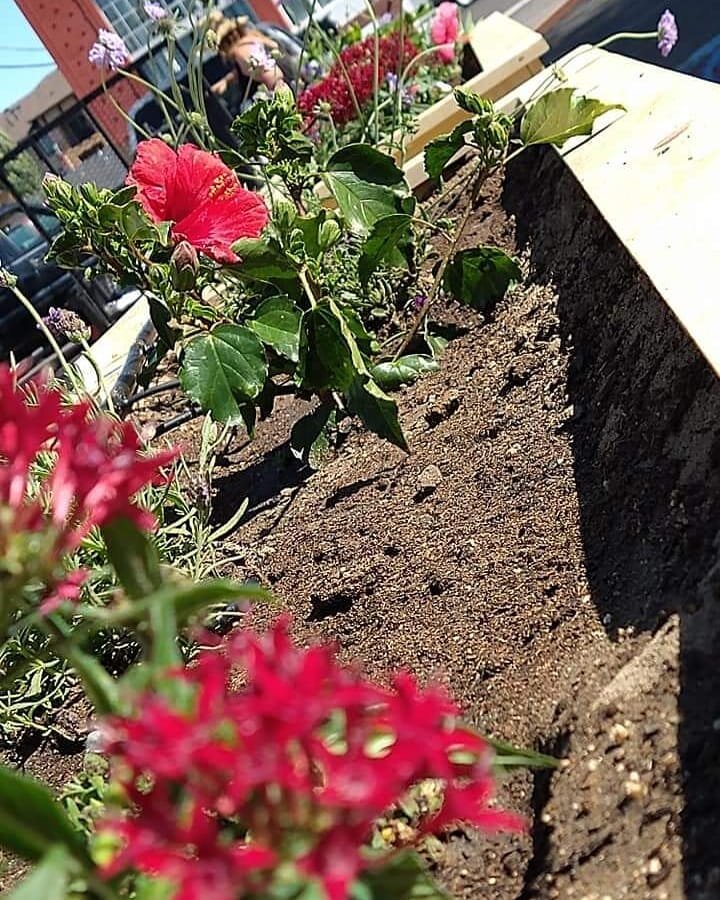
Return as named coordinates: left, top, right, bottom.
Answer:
left=7, top=144, right=719, bottom=896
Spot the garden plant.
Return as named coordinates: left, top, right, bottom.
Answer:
left=0, top=4, right=680, bottom=899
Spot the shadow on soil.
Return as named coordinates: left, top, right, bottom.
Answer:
left=505, top=148, right=720, bottom=898
left=212, top=442, right=311, bottom=529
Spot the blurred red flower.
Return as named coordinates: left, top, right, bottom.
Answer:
left=127, top=140, right=268, bottom=264
left=100, top=618, right=524, bottom=900
left=298, top=33, right=420, bottom=126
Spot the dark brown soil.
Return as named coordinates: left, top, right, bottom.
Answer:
left=5, top=154, right=720, bottom=899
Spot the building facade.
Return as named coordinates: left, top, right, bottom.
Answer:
left=13, top=0, right=288, bottom=153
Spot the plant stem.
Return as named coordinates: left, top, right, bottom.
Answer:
left=394, top=158, right=488, bottom=359
left=9, top=285, right=85, bottom=397
left=363, top=0, right=381, bottom=146
left=297, top=0, right=320, bottom=92
left=596, top=30, right=658, bottom=49
left=101, top=75, right=153, bottom=142
left=299, top=267, right=319, bottom=309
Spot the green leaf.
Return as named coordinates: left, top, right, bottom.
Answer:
left=64, top=646, right=121, bottom=716
left=488, top=736, right=559, bottom=770
left=328, top=298, right=369, bottom=376
left=6, top=846, right=78, bottom=900
left=132, top=875, right=176, bottom=900
left=358, top=214, right=412, bottom=287
left=230, top=238, right=300, bottom=286
left=425, top=333, right=448, bottom=359
left=297, top=305, right=357, bottom=391
left=370, top=354, right=439, bottom=389
left=290, top=402, right=336, bottom=468
left=0, top=766, right=90, bottom=864
left=85, top=579, right=271, bottom=631
left=347, top=377, right=407, bottom=450
left=353, top=851, right=450, bottom=899
left=521, top=88, right=625, bottom=148
left=443, top=246, right=521, bottom=310
left=180, top=324, right=268, bottom=424
left=424, top=120, right=473, bottom=182
left=249, top=296, right=302, bottom=362
left=327, top=143, right=406, bottom=186
left=102, top=517, right=162, bottom=600
left=147, top=295, right=179, bottom=350
left=324, top=144, right=407, bottom=235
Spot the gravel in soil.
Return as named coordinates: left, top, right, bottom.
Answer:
left=5, top=157, right=719, bottom=899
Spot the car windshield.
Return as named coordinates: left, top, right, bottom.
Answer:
left=0, top=208, right=59, bottom=265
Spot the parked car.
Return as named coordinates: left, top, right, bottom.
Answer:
left=0, top=202, right=113, bottom=363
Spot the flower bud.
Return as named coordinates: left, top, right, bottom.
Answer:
left=170, top=240, right=199, bottom=291
left=0, top=268, right=17, bottom=288
left=42, top=306, right=91, bottom=343
left=318, top=219, right=341, bottom=251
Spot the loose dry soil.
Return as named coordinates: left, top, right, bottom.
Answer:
left=5, top=151, right=720, bottom=900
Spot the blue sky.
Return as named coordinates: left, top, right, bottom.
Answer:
left=0, top=2, right=55, bottom=111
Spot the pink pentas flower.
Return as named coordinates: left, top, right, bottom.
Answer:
left=0, top=365, right=176, bottom=610
left=126, top=140, right=269, bottom=264
left=657, top=9, right=678, bottom=57
left=99, top=619, right=524, bottom=900
left=431, top=2, right=460, bottom=64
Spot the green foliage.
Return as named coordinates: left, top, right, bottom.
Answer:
left=5, top=846, right=79, bottom=900
left=371, top=354, right=439, bottom=389
left=424, top=120, right=473, bottom=182
left=358, top=214, right=412, bottom=287
left=353, top=852, right=451, bottom=899
left=180, top=325, right=268, bottom=423
left=520, top=88, right=625, bottom=147
left=443, top=247, right=521, bottom=310
left=323, top=144, right=411, bottom=235
left=0, top=131, right=43, bottom=198
left=249, top=295, right=302, bottom=362
left=0, top=765, right=89, bottom=864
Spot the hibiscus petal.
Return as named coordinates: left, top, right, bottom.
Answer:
left=126, top=138, right=177, bottom=223
left=173, top=144, right=242, bottom=221
left=173, top=189, right=269, bottom=264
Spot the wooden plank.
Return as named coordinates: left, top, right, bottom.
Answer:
left=472, top=46, right=720, bottom=376
left=75, top=294, right=150, bottom=398
left=400, top=13, right=548, bottom=161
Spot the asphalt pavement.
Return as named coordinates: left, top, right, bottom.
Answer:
left=467, top=0, right=720, bottom=80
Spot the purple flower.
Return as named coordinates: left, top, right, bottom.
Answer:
left=378, top=12, right=393, bottom=26
left=143, top=1, right=167, bottom=21
left=385, top=71, right=399, bottom=92
left=657, top=9, right=678, bottom=57
left=248, top=42, right=275, bottom=73
left=41, top=307, right=91, bottom=343
left=88, top=29, right=129, bottom=70
left=412, top=294, right=427, bottom=312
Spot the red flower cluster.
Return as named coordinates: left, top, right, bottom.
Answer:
left=127, top=140, right=269, bottom=264
left=0, top=366, right=176, bottom=612
left=298, top=33, right=420, bottom=125
left=100, top=619, right=524, bottom=900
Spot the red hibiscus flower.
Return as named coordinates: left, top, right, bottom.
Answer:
left=126, top=140, right=268, bottom=264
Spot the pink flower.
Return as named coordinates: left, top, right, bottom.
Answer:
left=40, top=569, right=88, bottom=615
left=0, top=365, right=177, bottom=610
left=99, top=619, right=524, bottom=899
left=431, top=2, right=459, bottom=64
left=126, top=140, right=269, bottom=264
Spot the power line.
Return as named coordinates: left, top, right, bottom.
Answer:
left=0, top=62, right=55, bottom=69
left=0, top=46, right=51, bottom=52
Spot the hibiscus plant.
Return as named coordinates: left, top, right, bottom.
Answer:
left=40, top=4, right=630, bottom=461
left=0, top=368, right=555, bottom=900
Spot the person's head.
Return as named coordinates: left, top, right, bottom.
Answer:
left=216, top=16, right=250, bottom=58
